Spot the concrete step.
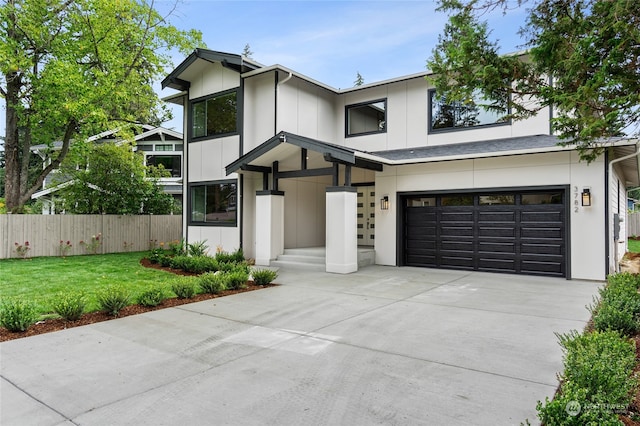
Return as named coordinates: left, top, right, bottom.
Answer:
left=276, top=254, right=325, bottom=264
left=269, top=260, right=325, bottom=272
left=282, top=247, right=326, bottom=257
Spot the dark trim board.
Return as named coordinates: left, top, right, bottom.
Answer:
left=398, top=186, right=570, bottom=278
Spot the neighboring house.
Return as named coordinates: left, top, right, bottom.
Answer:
left=31, top=125, right=183, bottom=213
left=162, top=49, right=639, bottom=281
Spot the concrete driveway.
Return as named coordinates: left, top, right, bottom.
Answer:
left=1, top=266, right=600, bottom=425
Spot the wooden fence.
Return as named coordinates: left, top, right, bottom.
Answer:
left=0, top=215, right=181, bottom=259
left=628, top=212, right=640, bottom=237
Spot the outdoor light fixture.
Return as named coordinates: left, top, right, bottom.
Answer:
left=582, top=188, right=592, bottom=206
left=380, top=195, right=390, bottom=210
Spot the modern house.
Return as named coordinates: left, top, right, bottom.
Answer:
left=162, top=49, right=639, bottom=281
left=31, top=125, right=184, bottom=213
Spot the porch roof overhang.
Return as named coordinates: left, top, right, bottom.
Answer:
left=226, top=132, right=384, bottom=175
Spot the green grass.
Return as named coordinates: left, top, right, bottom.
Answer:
left=628, top=238, right=640, bottom=253
left=0, top=252, right=176, bottom=315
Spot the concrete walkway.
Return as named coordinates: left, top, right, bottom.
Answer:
left=1, top=266, right=600, bottom=425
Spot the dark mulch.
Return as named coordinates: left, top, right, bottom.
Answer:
left=0, top=259, right=276, bottom=342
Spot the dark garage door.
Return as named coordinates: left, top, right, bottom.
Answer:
left=402, top=190, right=566, bottom=277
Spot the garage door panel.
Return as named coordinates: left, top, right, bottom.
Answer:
left=402, top=189, right=566, bottom=278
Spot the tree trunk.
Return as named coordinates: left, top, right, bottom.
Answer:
left=4, top=71, right=21, bottom=213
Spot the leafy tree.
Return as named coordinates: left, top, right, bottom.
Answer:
left=354, top=71, right=365, bottom=86
left=57, top=142, right=177, bottom=215
left=427, top=0, right=640, bottom=162
left=0, top=0, right=203, bottom=212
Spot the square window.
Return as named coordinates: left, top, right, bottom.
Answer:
left=190, top=181, right=237, bottom=225
left=346, top=99, right=386, bottom=137
left=191, top=90, right=238, bottom=139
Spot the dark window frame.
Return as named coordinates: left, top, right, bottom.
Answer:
left=189, top=88, right=239, bottom=142
left=427, top=89, right=510, bottom=134
left=188, top=179, right=238, bottom=227
left=345, top=98, right=387, bottom=138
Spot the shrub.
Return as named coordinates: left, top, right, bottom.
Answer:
left=592, top=303, right=639, bottom=335
left=97, top=286, right=131, bottom=316
left=171, top=277, right=198, bottom=299
left=169, top=238, right=186, bottom=256
left=199, top=272, right=226, bottom=294
left=215, top=248, right=245, bottom=264
left=0, top=299, right=39, bottom=332
left=226, top=269, right=249, bottom=290
left=159, top=254, right=173, bottom=267
left=252, top=269, right=278, bottom=285
left=170, top=255, right=218, bottom=274
left=50, top=292, right=86, bottom=321
left=148, top=248, right=166, bottom=264
left=537, top=383, right=620, bottom=425
left=188, top=240, right=209, bottom=257
left=137, top=287, right=167, bottom=307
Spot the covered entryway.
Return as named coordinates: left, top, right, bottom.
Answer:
left=401, top=188, right=568, bottom=277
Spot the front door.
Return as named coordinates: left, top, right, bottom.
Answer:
left=357, top=186, right=376, bottom=246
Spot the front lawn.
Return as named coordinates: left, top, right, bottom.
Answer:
left=0, top=252, right=177, bottom=314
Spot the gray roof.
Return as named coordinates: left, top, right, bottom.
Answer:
left=371, top=134, right=565, bottom=161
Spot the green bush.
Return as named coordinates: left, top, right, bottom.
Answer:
left=537, top=383, right=621, bottom=425
left=592, top=302, right=639, bottom=335
left=137, top=287, right=167, bottom=307
left=199, top=272, right=226, bottom=294
left=252, top=269, right=278, bottom=285
left=226, top=269, right=249, bottom=290
left=188, top=240, right=209, bottom=257
left=97, top=286, right=131, bottom=316
left=170, top=255, right=218, bottom=274
left=215, top=248, right=245, bottom=264
left=148, top=248, right=167, bottom=264
left=50, top=292, right=86, bottom=321
left=159, top=254, right=173, bottom=267
left=0, top=299, right=40, bottom=332
left=558, top=330, right=636, bottom=405
left=170, top=277, right=198, bottom=299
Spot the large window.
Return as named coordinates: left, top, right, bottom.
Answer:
left=190, top=180, right=237, bottom=225
left=346, top=99, right=386, bottom=137
left=191, top=89, right=238, bottom=139
left=429, top=89, right=508, bottom=133
left=147, top=155, right=181, bottom=177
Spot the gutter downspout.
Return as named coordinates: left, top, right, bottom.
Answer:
left=608, top=143, right=640, bottom=273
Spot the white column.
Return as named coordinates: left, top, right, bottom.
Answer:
left=255, top=191, right=285, bottom=266
left=326, top=187, right=358, bottom=274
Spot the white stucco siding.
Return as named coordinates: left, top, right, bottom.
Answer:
left=276, top=78, right=337, bottom=141
left=187, top=225, right=240, bottom=255
left=188, top=136, right=239, bottom=182
left=609, top=163, right=628, bottom=273
left=243, top=72, right=276, bottom=152
left=280, top=176, right=329, bottom=249
left=374, top=152, right=608, bottom=281
left=188, top=62, right=240, bottom=100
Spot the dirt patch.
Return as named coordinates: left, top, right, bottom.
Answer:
left=0, top=259, right=276, bottom=342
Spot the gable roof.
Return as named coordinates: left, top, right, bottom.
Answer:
left=162, top=49, right=262, bottom=91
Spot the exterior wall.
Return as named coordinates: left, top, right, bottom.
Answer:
left=276, top=77, right=337, bottom=141
left=610, top=162, right=629, bottom=273
left=185, top=62, right=242, bottom=251
left=338, top=76, right=552, bottom=152
left=280, top=176, right=329, bottom=249
left=243, top=71, right=276, bottom=151
left=375, top=152, right=607, bottom=281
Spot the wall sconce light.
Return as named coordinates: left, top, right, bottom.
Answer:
left=380, top=195, right=390, bottom=211
left=581, top=188, right=592, bottom=206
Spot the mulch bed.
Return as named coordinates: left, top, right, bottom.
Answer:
left=0, top=259, right=276, bottom=342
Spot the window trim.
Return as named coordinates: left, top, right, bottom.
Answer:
left=427, top=89, right=510, bottom=134
left=187, top=179, right=238, bottom=227
left=345, top=98, right=387, bottom=138
left=189, top=88, right=239, bottom=142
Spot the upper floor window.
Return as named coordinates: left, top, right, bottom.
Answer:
left=191, top=89, right=238, bottom=139
left=147, top=155, right=181, bottom=177
left=346, top=99, right=386, bottom=137
left=428, top=89, right=508, bottom=133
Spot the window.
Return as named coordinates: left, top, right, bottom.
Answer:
left=147, top=155, right=181, bottom=177
left=191, top=90, right=238, bottom=139
left=428, top=89, right=508, bottom=133
left=155, top=144, right=174, bottom=151
left=479, top=194, right=515, bottom=205
left=406, top=197, right=436, bottom=207
left=346, top=99, right=386, bottom=137
left=521, top=192, right=563, bottom=205
left=190, top=181, right=237, bottom=225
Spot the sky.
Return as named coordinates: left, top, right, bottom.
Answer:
left=0, top=0, right=528, bottom=140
